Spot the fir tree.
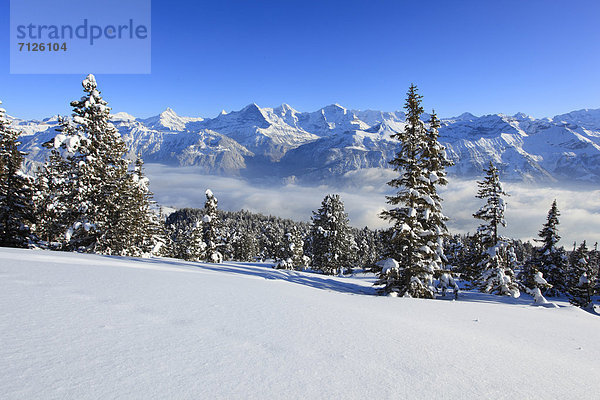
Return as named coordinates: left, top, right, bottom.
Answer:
left=52, top=74, right=130, bottom=252
left=472, top=162, right=519, bottom=297
left=355, top=227, right=379, bottom=269
left=232, top=230, right=258, bottom=262
left=474, top=162, right=507, bottom=247
left=33, top=146, right=71, bottom=247
left=202, top=189, right=222, bottom=263
left=164, top=211, right=205, bottom=261
left=521, top=259, right=552, bottom=304
left=568, top=241, right=597, bottom=308
left=421, top=110, right=454, bottom=283
left=378, top=84, right=443, bottom=297
left=259, top=223, right=283, bottom=261
left=275, top=226, right=306, bottom=270
left=106, top=158, right=164, bottom=257
left=310, top=194, right=354, bottom=275
left=0, top=100, right=35, bottom=248
left=531, top=200, right=568, bottom=296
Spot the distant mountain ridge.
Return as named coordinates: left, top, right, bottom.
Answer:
left=10, top=104, right=600, bottom=185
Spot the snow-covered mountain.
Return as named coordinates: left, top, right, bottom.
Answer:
left=12, top=104, right=600, bottom=184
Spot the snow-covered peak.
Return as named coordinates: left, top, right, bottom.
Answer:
left=111, top=112, right=136, bottom=122
left=553, top=108, right=600, bottom=132
left=138, top=108, right=203, bottom=131
left=275, top=103, right=297, bottom=114
left=321, top=103, right=348, bottom=116
left=211, top=103, right=270, bottom=129
left=512, top=112, right=533, bottom=121
left=452, top=112, right=477, bottom=121
left=42, top=115, right=61, bottom=123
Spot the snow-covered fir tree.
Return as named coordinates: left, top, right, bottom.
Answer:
left=275, top=226, right=306, bottom=270
left=258, top=223, right=283, bottom=261
left=33, top=145, right=71, bottom=247
left=472, top=162, right=519, bottom=297
left=202, top=189, right=223, bottom=263
left=474, top=162, right=506, bottom=247
left=310, top=194, right=354, bottom=275
left=568, top=241, right=597, bottom=308
left=51, top=74, right=130, bottom=252
left=354, top=227, right=380, bottom=269
left=421, top=110, right=454, bottom=284
left=378, top=85, right=445, bottom=298
left=521, top=259, right=552, bottom=304
left=530, top=200, right=568, bottom=296
left=0, top=100, right=35, bottom=247
left=164, top=214, right=205, bottom=261
left=232, top=229, right=258, bottom=262
left=110, top=158, right=164, bottom=257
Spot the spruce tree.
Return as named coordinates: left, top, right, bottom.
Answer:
left=105, top=158, right=163, bottom=257
left=275, top=226, right=305, bottom=270
left=568, top=241, right=597, bottom=308
left=521, top=259, right=552, bottom=304
left=232, top=229, right=258, bottom=262
left=202, top=189, right=223, bottom=263
left=310, top=194, right=354, bottom=275
left=472, top=162, right=519, bottom=297
left=355, top=227, right=379, bottom=269
left=533, top=200, right=568, bottom=296
left=33, top=146, right=71, bottom=247
left=378, top=84, right=444, bottom=297
left=52, top=74, right=130, bottom=252
left=165, top=216, right=205, bottom=261
left=421, top=110, right=454, bottom=281
left=0, top=100, right=35, bottom=248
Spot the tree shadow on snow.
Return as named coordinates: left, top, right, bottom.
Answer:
left=110, top=255, right=376, bottom=296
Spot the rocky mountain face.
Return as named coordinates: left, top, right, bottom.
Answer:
left=11, top=104, right=600, bottom=185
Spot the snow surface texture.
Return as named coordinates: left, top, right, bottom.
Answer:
left=13, top=105, right=600, bottom=184
left=1, top=248, right=599, bottom=399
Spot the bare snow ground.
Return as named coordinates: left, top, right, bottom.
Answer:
left=1, top=248, right=599, bottom=399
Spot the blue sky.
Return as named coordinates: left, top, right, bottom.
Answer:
left=1, top=0, right=599, bottom=120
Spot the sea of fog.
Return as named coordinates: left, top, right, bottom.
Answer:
left=145, top=164, right=600, bottom=247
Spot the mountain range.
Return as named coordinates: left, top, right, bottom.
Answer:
left=10, top=104, right=600, bottom=185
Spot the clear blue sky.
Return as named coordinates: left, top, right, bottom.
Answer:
left=1, top=0, right=599, bottom=120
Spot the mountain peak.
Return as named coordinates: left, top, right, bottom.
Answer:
left=111, top=112, right=136, bottom=122
left=454, top=112, right=477, bottom=121
left=512, top=112, right=532, bottom=120
left=322, top=103, right=347, bottom=113
left=242, top=103, right=262, bottom=112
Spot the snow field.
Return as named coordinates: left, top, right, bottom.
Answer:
left=1, top=248, right=599, bottom=399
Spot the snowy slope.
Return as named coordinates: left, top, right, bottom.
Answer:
left=1, top=247, right=599, bottom=399
left=12, top=105, right=600, bottom=184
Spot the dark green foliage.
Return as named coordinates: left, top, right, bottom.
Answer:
left=471, top=162, right=519, bottom=297
left=378, top=85, right=451, bottom=297
left=43, top=75, right=160, bottom=256
left=310, top=194, right=354, bottom=275
left=354, top=227, right=380, bottom=270
left=275, top=226, right=306, bottom=270
left=568, top=241, right=597, bottom=308
left=232, top=230, right=258, bottom=262
left=33, top=147, right=71, bottom=247
left=202, top=189, right=223, bottom=263
left=473, top=162, right=507, bottom=248
left=0, top=101, right=35, bottom=247
left=531, top=200, right=568, bottom=296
